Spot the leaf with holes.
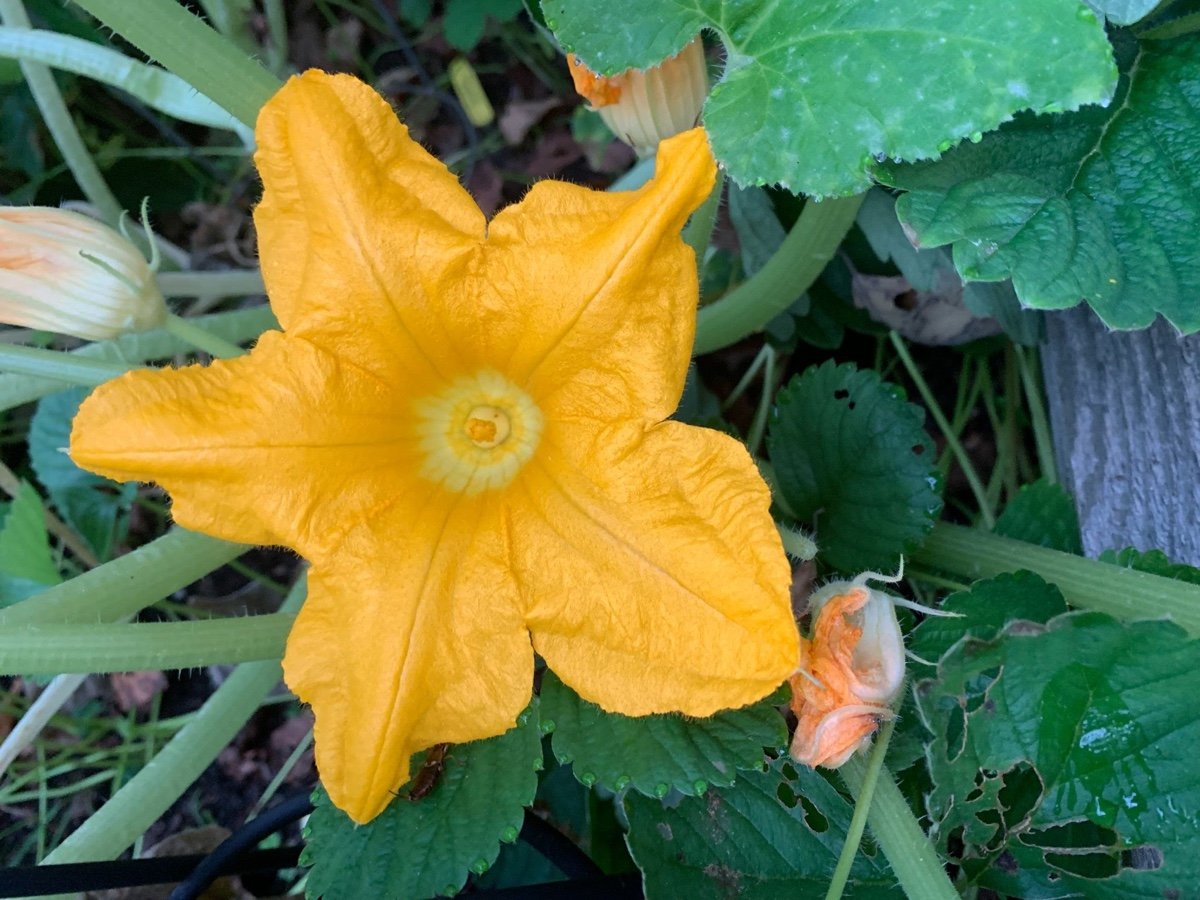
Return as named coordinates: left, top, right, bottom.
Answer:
left=541, top=672, right=785, bottom=798
left=624, top=758, right=903, bottom=899
left=302, top=704, right=541, bottom=899
left=915, top=611, right=1200, bottom=896
left=994, top=479, right=1083, bottom=554
left=543, top=0, right=1116, bottom=195
left=767, top=361, right=941, bottom=573
left=880, top=33, right=1200, bottom=332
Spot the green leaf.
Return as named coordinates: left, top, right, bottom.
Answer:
left=881, top=33, right=1200, bottom=332
left=728, top=185, right=785, bottom=278
left=543, top=0, right=1117, bottom=195
left=1099, top=546, right=1200, bottom=585
left=624, top=759, right=903, bottom=899
left=399, top=0, right=432, bottom=27
left=443, top=0, right=523, bottom=51
left=767, top=361, right=941, bottom=572
left=856, top=189, right=1041, bottom=345
left=303, top=705, right=542, bottom=899
left=0, top=481, right=60, bottom=604
left=541, top=672, right=786, bottom=798
left=29, top=388, right=134, bottom=560
left=993, top=478, right=1083, bottom=554
left=917, top=612, right=1200, bottom=897
left=907, top=571, right=1069, bottom=664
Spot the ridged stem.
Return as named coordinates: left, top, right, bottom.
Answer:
left=0, top=343, right=135, bottom=385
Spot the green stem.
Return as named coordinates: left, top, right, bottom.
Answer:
left=164, top=313, right=245, bottom=359
left=746, top=345, right=776, bottom=456
left=840, top=753, right=958, bottom=900
left=0, top=305, right=275, bottom=413
left=914, top=522, right=1200, bottom=636
left=889, top=331, right=995, bottom=528
left=68, top=0, right=281, bottom=129
left=721, top=344, right=771, bottom=411
left=0, top=343, right=135, bottom=385
left=156, top=269, right=264, bottom=299
left=682, top=170, right=724, bottom=271
left=0, top=528, right=247, bottom=627
left=694, top=194, right=863, bottom=354
left=827, top=718, right=896, bottom=900
left=0, top=613, right=292, bottom=676
left=1014, top=345, right=1057, bottom=485
left=35, top=576, right=305, bottom=876
left=777, top=523, right=818, bottom=561
left=0, top=0, right=122, bottom=225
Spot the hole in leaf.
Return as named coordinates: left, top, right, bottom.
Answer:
left=944, top=704, right=967, bottom=762
left=847, top=401, right=856, bottom=410
left=1024, top=820, right=1118, bottom=850
left=893, top=289, right=919, bottom=311
left=777, top=782, right=799, bottom=809
left=912, top=444, right=925, bottom=455
left=964, top=667, right=1001, bottom=713
left=799, top=795, right=828, bottom=833
left=833, top=388, right=850, bottom=400
left=1045, top=850, right=1119, bottom=879
left=998, top=764, right=1043, bottom=828
left=781, top=762, right=798, bottom=781
left=1122, top=845, right=1164, bottom=871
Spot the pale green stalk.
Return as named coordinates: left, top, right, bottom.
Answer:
left=0, top=343, right=135, bottom=385
left=682, top=170, right=725, bottom=271
left=0, top=613, right=293, bottom=676
left=0, top=673, right=87, bottom=779
left=746, top=344, right=776, bottom=456
left=163, top=313, right=245, bottom=358
left=33, top=575, right=305, bottom=879
left=0, top=529, right=247, bottom=627
left=914, top=523, right=1200, bottom=635
left=0, top=0, right=122, bottom=225
left=694, top=194, right=863, bottom=354
left=156, top=269, right=264, bottom=299
left=1014, top=345, right=1058, bottom=484
left=889, top=331, right=995, bottom=528
left=826, top=719, right=896, bottom=900
left=68, top=0, right=281, bottom=129
left=840, top=753, right=958, bottom=900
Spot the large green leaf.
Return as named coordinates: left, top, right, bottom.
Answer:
left=29, top=388, right=135, bottom=561
left=624, top=759, right=903, bottom=899
left=1099, top=546, right=1200, bottom=585
left=881, top=33, right=1200, bottom=332
left=767, top=361, right=941, bottom=572
left=543, top=0, right=1117, bottom=196
left=993, top=478, right=1083, bottom=554
left=917, top=611, right=1200, bottom=896
left=302, top=706, right=542, bottom=899
left=541, top=672, right=786, bottom=798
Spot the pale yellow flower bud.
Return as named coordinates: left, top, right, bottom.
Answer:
left=567, top=37, right=708, bottom=155
left=0, top=206, right=167, bottom=341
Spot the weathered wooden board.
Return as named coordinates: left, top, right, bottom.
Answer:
left=1041, top=306, right=1200, bottom=566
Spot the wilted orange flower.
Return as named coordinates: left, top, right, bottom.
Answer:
left=567, top=38, right=708, bottom=154
left=0, top=207, right=166, bottom=340
left=69, top=71, right=799, bottom=824
left=789, top=582, right=904, bottom=768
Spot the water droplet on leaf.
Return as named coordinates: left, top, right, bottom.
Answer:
left=580, top=771, right=597, bottom=787
left=501, top=825, right=519, bottom=843
left=654, top=782, right=670, bottom=798
left=615, top=775, right=631, bottom=790
left=937, top=139, right=953, bottom=153
left=968, top=131, right=982, bottom=143
left=540, top=719, right=556, bottom=734
left=470, top=858, right=490, bottom=875
left=693, top=780, right=708, bottom=794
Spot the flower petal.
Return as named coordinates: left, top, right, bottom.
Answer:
left=284, top=498, right=534, bottom=823
left=480, top=128, right=715, bottom=426
left=254, top=70, right=487, bottom=381
left=69, top=332, right=419, bottom=557
left=512, top=420, right=797, bottom=717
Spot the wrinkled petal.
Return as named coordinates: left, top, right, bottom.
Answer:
left=255, top=71, right=486, bottom=381
left=479, top=128, right=715, bottom=429
left=69, top=332, right=419, bottom=557
left=512, top=420, right=797, bottom=717
left=788, top=702, right=884, bottom=768
left=285, top=497, right=533, bottom=823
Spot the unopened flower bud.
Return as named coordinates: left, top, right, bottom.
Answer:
left=567, top=37, right=708, bottom=155
left=0, top=206, right=167, bottom=341
left=788, top=582, right=906, bottom=768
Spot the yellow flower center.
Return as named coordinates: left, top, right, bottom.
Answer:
left=415, top=371, right=542, bottom=495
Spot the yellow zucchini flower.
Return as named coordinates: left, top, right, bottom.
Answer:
left=69, top=71, right=798, bottom=824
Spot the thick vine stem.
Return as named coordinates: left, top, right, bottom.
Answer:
left=914, top=523, right=1200, bottom=636
left=0, top=528, right=247, bottom=627
left=164, top=313, right=246, bottom=359
left=840, top=752, right=959, bottom=900
left=0, top=343, right=136, bottom=385
left=0, top=613, right=293, bottom=676
left=68, top=0, right=281, bottom=130
left=693, top=193, right=864, bottom=355
left=32, top=577, right=305, bottom=883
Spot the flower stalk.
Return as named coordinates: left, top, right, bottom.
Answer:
left=0, top=343, right=136, bottom=385
left=163, top=313, right=246, bottom=358
left=694, top=193, right=863, bottom=354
